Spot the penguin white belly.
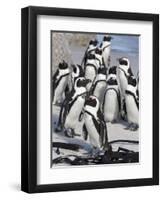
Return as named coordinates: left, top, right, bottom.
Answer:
left=126, top=95, right=138, bottom=124
left=104, top=90, right=119, bottom=122
left=93, top=81, right=106, bottom=103
left=85, top=66, right=96, bottom=91
left=84, top=114, right=101, bottom=148
left=117, top=70, right=127, bottom=98
left=103, top=48, right=111, bottom=67
left=65, top=96, right=85, bottom=130
left=53, top=76, right=69, bottom=104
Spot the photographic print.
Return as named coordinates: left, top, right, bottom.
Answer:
left=21, top=6, right=159, bottom=193
left=51, top=31, right=139, bottom=167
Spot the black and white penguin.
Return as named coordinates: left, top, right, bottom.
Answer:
left=83, top=95, right=108, bottom=151
left=92, top=66, right=107, bottom=103
left=81, top=39, right=98, bottom=67
left=125, top=76, right=139, bottom=131
left=84, top=54, right=98, bottom=92
left=117, top=57, right=133, bottom=97
left=52, top=61, right=70, bottom=105
left=103, top=66, right=120, bottom=123
left=71, top=64, right=84, bottom=86
left=100, top=35, right=112, bottom=68
left=56, top=77, right=91, bottom=137
left=117, top=57, right=133, bottom=118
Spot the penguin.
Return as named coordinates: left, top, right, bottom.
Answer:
left=84, top=53, right=98, bottom=92
left=83, top=95, right=108, bottom=152
left=117, top=57, right=133, bottom=118
left=125, top=76, right=139, bottom=131
left=103, top=66, right=120, bottom=123
left=52, top=61, right=70, bottom=105
left=56, top=77, right=91, bottom=137
left=71, top=64, right=84, bottom=86
left=81, top=39, right=98, bottom=67
left=100, top=35, right=112, bottom=68
left=92, top=66, right=107, bottom=104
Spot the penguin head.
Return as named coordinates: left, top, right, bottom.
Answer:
left=84, top=95, right=100, bottom=113
left=89, top=39, right=98, bottom=47
left=118, top=57, right=130, bottom=67
left=58, top=60, right=69, bottom=70
left=127, top=76, right=137, bottom=87
left=103, top=35, right=112, bottom=42
left=107, top=76, right=118, bottom=85
left=75, top=77, right=91, bottom=88
left=98, top=66, right=107, bottom=75
left=109, top=66, right=117, bottom=75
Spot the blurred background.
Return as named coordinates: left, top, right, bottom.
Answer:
left=51, top=32, right=139, bottom=75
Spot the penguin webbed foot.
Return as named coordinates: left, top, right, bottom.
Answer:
left=125, top=123, right=138, bottom=131
left=111, top=119, right=118, bottom=124
left=130, top=123, right=139, bottom=131
left=54, top=119, right=63, bottom=132
left=64, top=128, right=75, bottom=138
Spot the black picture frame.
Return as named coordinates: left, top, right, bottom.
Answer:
left=21, top=6, right=159, bottom=193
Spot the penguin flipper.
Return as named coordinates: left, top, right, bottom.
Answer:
left=128, top=67, right=133, bottom=76
left=83, top=124, right=88, bottom=140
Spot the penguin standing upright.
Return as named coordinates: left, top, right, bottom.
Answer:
left=56, top=77, right=91, bottom=137
left=125, top=76, right=139, bottom=131
left=117, top=57, right=133, bottom=118
left=83, top=95, right=108, bottom=151
left=52, top=61, right=70, bottom=105
left=84, top=54, right=98, bottom=92
left=92, top=66, right=107, bottom=104
left=101, top=36, right=112, bottom=68
left=103, top=66, right=120, bottom=123
left=81, top=39, right=98, bottom=67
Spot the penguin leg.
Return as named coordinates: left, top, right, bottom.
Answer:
left=64, top=128, right=74, bottom=138
left=111, top=119, right=118, bottom=124
left=121, top=98, right=127, bottom=121
left=124, top=123, right=133, bottom=130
